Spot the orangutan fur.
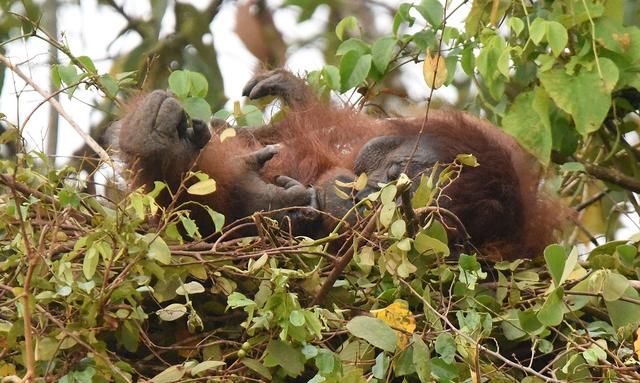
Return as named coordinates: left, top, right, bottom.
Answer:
left=118, top=69, right=559, bottom=259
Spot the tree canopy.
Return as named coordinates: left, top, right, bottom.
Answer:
left=0, top=1, right=639, bottom=382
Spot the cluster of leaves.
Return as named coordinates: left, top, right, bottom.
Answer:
left=167, top=70, right=212, bottom=121
left=1, top=1, right=640, bottom=383
left=52, top=57, right=135, bottom=100
left=305, top=1, right=640, bottom=244
left=1, top=144, right=640, bottom=382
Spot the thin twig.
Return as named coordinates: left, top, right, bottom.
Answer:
left=311, top=209, right=379, bottom=306
left=582, top=162, right=640, bottom=193
left=0, top=53, right=111, bottom=163
left=35, top=305, right=133, bottom=382
left=401, top=279, right=566, bottom=383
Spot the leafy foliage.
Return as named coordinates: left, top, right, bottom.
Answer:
left=1, top=0, right=640, bottom=382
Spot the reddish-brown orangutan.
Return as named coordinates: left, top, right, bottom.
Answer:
left=118, top=69, right=558, bottom=259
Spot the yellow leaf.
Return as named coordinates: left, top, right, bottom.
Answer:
left=579, top=201, right=605, bottom=242
left=567, top=265, right=588, bottom=281
left=371, top=300, right=416, bottom=349
left=0, top=363, right=17, bottom=377
left=634, top=327, right=640, bottom=359
left=354, top=173, right=368, bottom=191
left=422, top=51, right=447, bottom=89
left=332, top=185, right=351, bottom=200
left=187, top=179, right=217, bottom=196
left=219, top=128, right=236, bottom=142
left=334, top=178, right=355, bottom=188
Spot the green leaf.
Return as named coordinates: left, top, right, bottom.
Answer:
left=602, top=272, right=629, bottom=302
left=83, top=246, right=98, bottom=280
left=412, top=335, right=431, bottom=382
left=501, top=309, right=527, bottom=340
left=204, top=206, right=225, bottom=233
left=546, top=21, right=568, bottom=57
left=582, top=341, right=607, bottom=365
left=372, top=352, right=389, bottom=379
left=118, top=320, right=140, bottom=353
left=431, top=358, right=461, bottom=381
left=346, top=316, right=397, bottom=352
left=315, top=349, right=335, bottom=374
left=188, top=71, right=209, bottom=97
left=187, top=178, right=217, bottom=196
left=156, top=303, right=187, bottom=321
left=183, top=97, right=212, bottom=121
left=336, top=16, right=359, bottom=41
left=411, top=174, right=434, bottom=208
left=36, top=336, right=59, bottom=361
left=379, top=204, right=395, bottom=228
left=322, top=65, right=341, bottom=90
left=414, top=232, right=450, bottom=257
left=538, top=339, right=554, bottom=354
left=393, top=3, right=415, bottom=35
left=598, top=57, right=619, bottom=93
left=144, top=234, right=172, bottom=265
left=241, top=104, right=264, bottom=127
left=502, top=89, right=552, bottom=164
left=380, top=184, right=397, bottom=205
left=544, top=244, right=566, bottom=287
left=537, top=288, right=564, bottom=326
left=100, top=74, right=119, bottom=98
left=241, top=358, right=272, bottom=380
left=559, top=162, right=585, bottom=172
left=416, top=0, right=444, bottom=28
left=616, top=244, right=637, bottom=266
left=58, top=188, right=80, bottom=208
left=497, top=48, right=510, bottom=77
left=372, top=37, right=396, bottom=73
left=51, top=65, right=62, bottom=88
left=518, top=309, right=544, bottom=334
left=302, top=344, right=319, bottom=359
left=394, top=347, right=415, bottom=376
left=289, top=310, right=306, bottom=327
left=594, top=18, right=628, bottom=53
left=168, top=70, right=190, bottom=98
left=176, top=281, right=205, bottom=296
left=508, top=18, right=525, bottom=36
left=265, top=340, right=305, bottom=377
left=461, top=45, right=475, bottom=75
left=213, top=108, right=231, bottom=120
left=57, top=64, right=78, bottom=86
left=340, top=51, right=372, bottom=91
left=434, top=333, right=456, bottom=364
left=413, top=30, right=436, bottom=51
left=77, top=56, right=97, bottom=74
left=605, top=287, right=640, bottom=330
left=390, top=219, right=406, bottom=238
left=227, top=292, right=256, bottom=308
left=529, top=18, right=546, bottom=45
left=539, top=68, right=611, bottom=135
left=476, top=34, right=507, bottom=81
left=336, top=38, right=370, bottom=56
left=190, top=361, right=225, bottom=376
left=456, top=154, right=478, bottom=167
left=180, top=215, right=200, bottom=238
left=150, top=364, right=186, bottom=383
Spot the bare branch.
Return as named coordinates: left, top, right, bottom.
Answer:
left=0, top=53, right=111, bottom=164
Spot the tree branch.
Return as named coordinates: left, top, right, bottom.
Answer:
left=311, top=210, right=379, bottom=306
left=582, top=162, right=640, bottom=193
left=0, top=53, right=111, bottom=164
